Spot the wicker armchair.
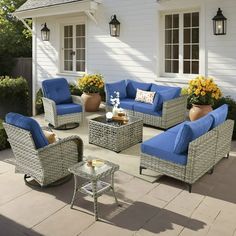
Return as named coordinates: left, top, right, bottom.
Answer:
left=3, top=122, right=83, bottom=187
left=42, top=78, right=84, bottom=129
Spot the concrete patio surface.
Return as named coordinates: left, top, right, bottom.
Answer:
left=1, top=110, right=236, bottom=236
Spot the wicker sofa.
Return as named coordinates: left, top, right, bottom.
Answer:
left=4, top=112, right=83, bottom=187
left=140, top=105, right=234, bottom=192
left=105, top=79, right=187, bottom=129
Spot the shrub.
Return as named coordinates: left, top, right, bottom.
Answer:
left=0, top=76, right=29, bottom=118
left=213, top=96, right=236, bottom=139
left=0, top=119, right=9, bottom=150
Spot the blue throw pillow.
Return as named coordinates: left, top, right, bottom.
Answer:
left=174, top=115, right=213, bottom=154
left=126, top=80, right=152, bottom=98
left=42, top=78, right=72, bottom=105
left=150, top=84, right=181, bottom=111
left=105, top=80, right=127, bottom=105
left=5, top=112, right=49, bottom=149
left=209, top=104, right=228, bottom=128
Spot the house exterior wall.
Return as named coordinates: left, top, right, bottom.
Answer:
left=33, top=0, right=236, bottom=99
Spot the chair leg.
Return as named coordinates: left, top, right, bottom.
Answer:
left=208, top=167, right=214, bottom=175
left=187, top=183, right=192, bottom=193
left=226, top=153, right=230, bottom=159
left=139, top=166, right=147, bottom=175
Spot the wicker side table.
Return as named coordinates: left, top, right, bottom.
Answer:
left=68, top=159, right=120, bottom=221
left=89, top=115, right=143, bottom=152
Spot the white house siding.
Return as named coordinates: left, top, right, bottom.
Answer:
left=34, top=0, right=236, bottom=99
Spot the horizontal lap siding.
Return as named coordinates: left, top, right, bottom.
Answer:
left=206, top=0, right=236, bottom=98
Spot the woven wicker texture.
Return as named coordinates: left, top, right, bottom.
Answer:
left=106, top=95, right=187, bottom=129
left=42, top=96, right=83, bottom=128
left=3, top=123, right=83, bottom=186
left=89, top=116, right=143, bottom=152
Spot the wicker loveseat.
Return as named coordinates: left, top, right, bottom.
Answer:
left=105, top=79, right=187, bottom=129
left=140, top=105, right=234, bottom=192
left=4, top=113, right=83, bottom=187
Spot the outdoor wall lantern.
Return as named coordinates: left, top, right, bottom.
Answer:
left=212, top=8, right=227, bottom=35
left=109, top=15, right=120, bottom=37
left=41, top=23, right=50, bottom=41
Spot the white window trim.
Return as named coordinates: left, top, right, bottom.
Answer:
left=56, top=16, right=87, bottom=76
left=159, top=8, right=205, bottom=82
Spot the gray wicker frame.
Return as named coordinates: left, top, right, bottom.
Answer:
left=3, top=123, right=83, bottom=187
left=106, top=96, right=187, bottom=129
left=42, top=95, right=84, bottom=128
left=213, top=119, right=234, bottom=165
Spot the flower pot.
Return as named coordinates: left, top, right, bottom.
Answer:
left=81, top=93, right=101, bottom=112
left=189, top=104, right=213, bottom=121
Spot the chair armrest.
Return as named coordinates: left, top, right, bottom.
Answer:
left=185, top=129, right=217, bottom=183
left=72, top=95, right=84, bottom=112
left=42, top=97, right=57, bottom=115
left=38, top=135, right=83, bottom=162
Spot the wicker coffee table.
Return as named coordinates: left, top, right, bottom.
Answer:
left=89, top=115, right=143, bottom=152
left=68, top=158, right=119, bottom=221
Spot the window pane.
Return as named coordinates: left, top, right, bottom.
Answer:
left=173, top=45, right=179, bottom=59
left=173, top=29, right=179, bottom=43
left=165, top=60, right=171, bottom=73
left=183, top=61, right=190, bottom=74
left=76, top=49, right=85, bottom=60
left=64, top=50, right=73, bottom=60
left=184, top=45, right=190, bottom=59
left=76, top=25, right=85, bottom=36
left=165, top=15, right=172, bottom=29
left=173, top=14, right=179, bottom=28
left=64, top=25, right=73, bottom=37
left=165, top=30, right=172, bottom=44
left=192, top=45, right=199, bottom=59
left=173, top=60, right=179, bottom=73
left=64, top=38, right=73, bottom=49
left=192, top=61, right=199, bottom=74
left=192, top=28, right=199, bottom=43
left=184, top=13, right=191, bottom=27
left=192, top=12, right=199, bottom=27
left=184, top=29, right=190, bottom=43
left=64, top=61, right=73, bottom=71
left=165, top=45, right=171, bottom=59
left=76, top=61, right=85, bottom=72
left=76, top=37, right=85, bottom=48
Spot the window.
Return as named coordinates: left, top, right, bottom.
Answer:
left=62, top=24, right=86, bottom=73
left=164, top=11, right=199, bottom=75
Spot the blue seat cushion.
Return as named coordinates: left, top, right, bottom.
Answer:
left=150, top=84, right=181, bottom=111
left=56, top=103, right=82, bottom=115
left=5, top=112, right=49, bottom=149
left=209, top=104, right=228, bottom=128
left=133, top=102, right=162, bottom=116
left=141, top=131, right=188, bottom=165
left=174, top=115, right=213, bottom=154
left=42, top=78, right=72, bottom=105
left=119, top=98, right=135, bottom=110
left=105, top=80, right=127, bottom=105
left=126, top=80, right=152, bottom=99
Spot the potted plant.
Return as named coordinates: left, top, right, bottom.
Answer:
left=187, top=75, right=222, bottom=121
left=78, top=74, right=104, bottom=112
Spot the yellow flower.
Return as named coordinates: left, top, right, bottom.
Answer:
left=201, top=91, right=206, bottom=96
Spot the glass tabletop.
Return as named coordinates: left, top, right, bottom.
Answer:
left=68, top=158, right=119, bottom=179
left=90, top=115, right=141, bottom=127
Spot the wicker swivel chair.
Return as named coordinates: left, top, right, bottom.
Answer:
left=4, top=113, right=83, bottom=187
left=42, top=78, right=83, bottom=129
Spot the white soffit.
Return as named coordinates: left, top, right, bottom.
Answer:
left=13, top=0, right=101, bottom=20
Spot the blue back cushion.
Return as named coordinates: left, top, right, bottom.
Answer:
left=126, top=80, right=152, bottom=98
left=105, top=80, right=127, bottom=105
left=209, top=104, right=228, bottom=128
left=174, top=115, right=213, bottom=154
left=5, top=113, right=49, bottom=149
left=42, top=78, right=72, bottom=105
left=150, top=84, right=181, bottom=111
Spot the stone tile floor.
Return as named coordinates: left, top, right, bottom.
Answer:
left=1, top=143, right=236, bottom=236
